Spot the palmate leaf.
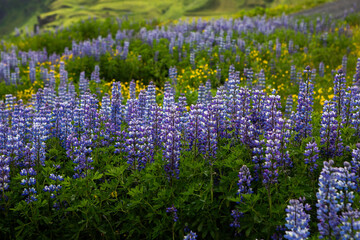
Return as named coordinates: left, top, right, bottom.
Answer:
left=105, top=165, right=127, bottom=178
left=92, top=171, right=103, bottom=180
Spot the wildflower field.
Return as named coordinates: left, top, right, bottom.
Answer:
left=0, top=9, right=360, bottom=240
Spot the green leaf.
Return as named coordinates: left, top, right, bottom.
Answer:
left=92, top=171, right=103, bottom=180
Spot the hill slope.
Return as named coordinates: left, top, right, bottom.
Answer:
left=0, top=0, right=337, bottom=36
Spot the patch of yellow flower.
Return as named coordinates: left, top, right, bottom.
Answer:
left=110, top=191, right=117, bottom=198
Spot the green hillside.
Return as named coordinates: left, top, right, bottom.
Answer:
left=0, top=0, right=333, bottom=36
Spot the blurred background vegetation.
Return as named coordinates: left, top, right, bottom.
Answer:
left=0, top=0, right=334, bottom=36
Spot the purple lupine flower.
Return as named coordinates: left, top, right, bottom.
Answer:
left=216, top=65, right=221, bottom=82
left=310, top=68, right=317, bottom=84
left=197, top=84, right=206, bottom=104
left=246, top=67, right=254, bottom=88
left=73, top=134, right=93, bottom=179
left=0, top=155, right=10, bottom=200
left=230, top=209, right=244, bottom=232
left=262, top=93, right=282, bottom=133
left=99, top=94, right=112, bottom=147
left=93, top=66, right=101, bottom=96
left=0, top=120, right=7, bottom=156
left=276, top=40, right=281, bottom=58
left=351, top=148, right=360, bottom=191
left=122, top=41, right=129, bottom=60
left=319, top=62, right=325, bottom=77
left=250, top=89, right=266, bottom=134
left=339, top=210, right=360, bottom=239
left=320, top=100, right=343, bottom=158
left=296, top=71, right=302, bottom=85
left=225, top=78, right=240, bottom=140
left=78, top=72, right=89, bottom=95
left=100, top=93, right=111, bottom=120
left=342, top=86, right=357, bottom=127
left=279, top=118, right=292, bottom=169
left=252, top=137, right=265, bottom=182
left=235, top=87, right=252, bottom=142
left=20, top=145, right=37, bottom=203
left=354, top=57, right=360, bottom=83
left=292, top=66, right=314, bottom=142
left=284, top=198, right=311, bottom=240
left=72, top=100, right=85, bottom=137
left=184, top=231, right=197, bottom=240
left=177, top=94, right=189, bottom=139
left=31, top=114, right=48, bottom=167
left=164, top=81, right=173, bottom=97
left=290, top=66, right=296, bottom=83
left=11, top=73, right=17, bottom=86
left=190, top=51, right=195, bottom=68
left=82, top=93, right=100, bottom=145
left=169, top=66, right=177, bottom=87
left=166, top=204, right=178, bottom=222
left=288, top=40, right=294, bottom=54
left=7, top=100, right=25, bottom=164
left=237, top=116, right=256, bottom=148
left=227, top=66, right=238, bottom=97
left=342, top=55, right=348, bottom=75
left=59, top=99, right=74, bottom=147
left=333, top=69, right=347, bottom=117
left=125, top=96, right=154, bottom=169
left=199, top=105, right=217, bottom=160
left=50, top=96, right=63, bottom=140
left=271, top=226, right=286, bottom=240
left=257, top=69, right=266, bottom=90
left=285, top=95, right=293, bottom=118
left=66, top=133, right=80, bottom=165
left=205, top=80, right=212, bottom=103
left=333, top=162, right=356, bottom=212
left=142, top=123, right=154, bottom=166
left=148, top=104, right=163, bottom=150
left=262, top=131, right=279, bottom=187
left=124, top=113, right=145, bottom=170
left=145, top=81, right=156, bottom=121
left=162, top=105, right=181, bottom=180
left=237, top=165, right=253, bottom=201
left=138, top=90, right=147, bottom=120
left=129, top=79, right=136, bottom=100
left=187, top=104, right=204, bottom=156
left=29, top=61, right=36, bottom=83
left=163, top=90, right=175, bottom=112
left=111, top=82, right=124, bottom=146
left=316, top=160, right=340, bottom=239
left=304, top=141, right=319, bottom=173
left=43, top=173, right=64, bottom=209
left=210, top=88, right=227, bottom=140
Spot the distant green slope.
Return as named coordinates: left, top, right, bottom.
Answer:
left=0, top=0, right=53, bottom=36
left=0, top=0, right=334, bottom=36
